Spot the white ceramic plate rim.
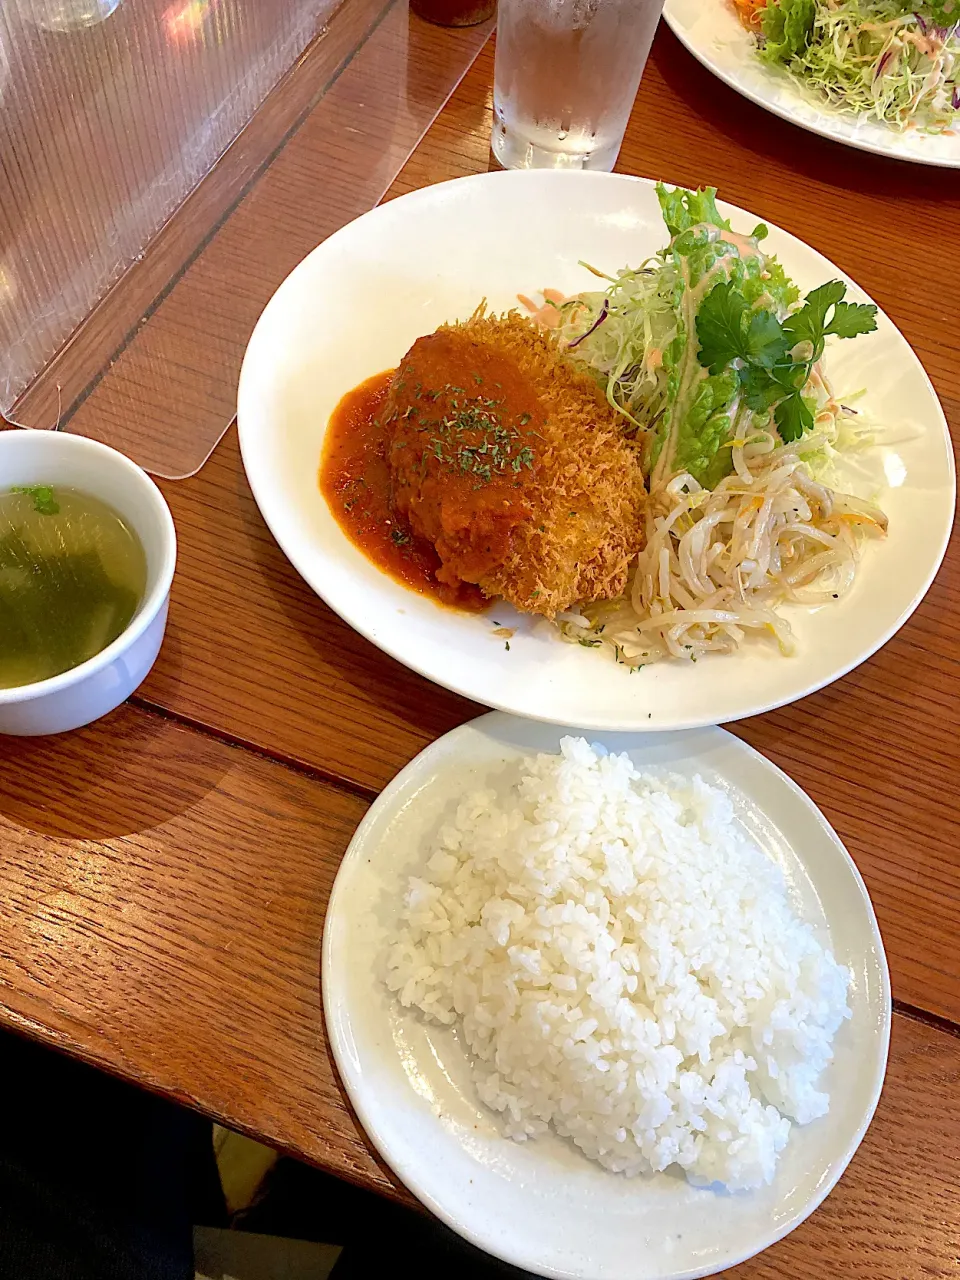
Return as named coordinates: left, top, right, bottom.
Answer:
left=663, top=0, right=960, bottom=168
left=237, top=170, right=954, bottom=733
left=322, top=712, right=892, bottom=1280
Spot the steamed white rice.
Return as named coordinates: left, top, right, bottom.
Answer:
left=385, top=738, right=851, bottom=1191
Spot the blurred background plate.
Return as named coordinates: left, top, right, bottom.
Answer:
left=663, top=0, right=960, bottom=168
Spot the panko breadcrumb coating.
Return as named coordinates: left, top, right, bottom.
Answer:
left=381, top=309, right=645, bottom=617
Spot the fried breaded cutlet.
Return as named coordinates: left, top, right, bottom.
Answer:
left=381, top=310, right=645, bottom=617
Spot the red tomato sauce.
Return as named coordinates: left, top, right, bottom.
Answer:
left=319, top=370, right=488, bottom=613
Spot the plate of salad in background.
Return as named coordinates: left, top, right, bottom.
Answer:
left=238, top=171, right=954, bottom=733
left=664, top=0, right=960, bottom=167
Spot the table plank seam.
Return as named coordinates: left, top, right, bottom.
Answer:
left=892, top=1000, right=960, bottom=1041
left=129, top=693, right=383, bottom=803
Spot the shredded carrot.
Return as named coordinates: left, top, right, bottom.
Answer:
left=732, top=0, right=768, bottom=30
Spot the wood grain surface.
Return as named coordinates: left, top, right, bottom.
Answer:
left=0, top=703, right=384, bottom=1194
left=0, top=19, right=958, bottom=1280
left=0, top=705, right=956, bottom=1276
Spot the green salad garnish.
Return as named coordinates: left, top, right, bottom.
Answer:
left=756, top=0, right=960, bottom=132
left=556, top=183, right=876, bottom=488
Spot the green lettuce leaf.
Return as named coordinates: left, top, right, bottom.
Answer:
left=656, top=182, right=729, bottom=239
left=761, top=0, right=816, bottom=65
left=649, top=194, right=746, bottom=489
left=649, top=186, right=806, bottom=488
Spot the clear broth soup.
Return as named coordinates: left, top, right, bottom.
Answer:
left=0, top=485, right=147, bottom=690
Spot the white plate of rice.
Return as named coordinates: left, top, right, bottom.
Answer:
left=322, top=713, right=890, bottom=1280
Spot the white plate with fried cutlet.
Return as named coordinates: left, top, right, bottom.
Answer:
left=237, top=170, right=954, bottom=733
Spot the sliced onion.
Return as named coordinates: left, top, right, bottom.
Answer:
left=557, top=434, right=886, bottom=666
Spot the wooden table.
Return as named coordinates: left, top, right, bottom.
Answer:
left=1, top=23, right=958, bottom=1280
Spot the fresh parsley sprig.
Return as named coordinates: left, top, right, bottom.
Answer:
left=695, top=279, right=877, bottom=442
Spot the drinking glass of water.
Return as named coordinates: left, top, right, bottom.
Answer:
left=492, top=0, right=665, bottom=172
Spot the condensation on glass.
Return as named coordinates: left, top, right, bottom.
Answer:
left=0, top=0, right=492, bottom=477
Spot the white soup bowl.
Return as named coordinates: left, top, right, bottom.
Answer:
left=0, top=430, right=177, bottom=735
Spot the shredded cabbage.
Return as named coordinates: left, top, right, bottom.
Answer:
left=756, top=0, right=960, bottom=132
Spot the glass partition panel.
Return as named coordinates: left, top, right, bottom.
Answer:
left=2, top=0, right=492, bottom=476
